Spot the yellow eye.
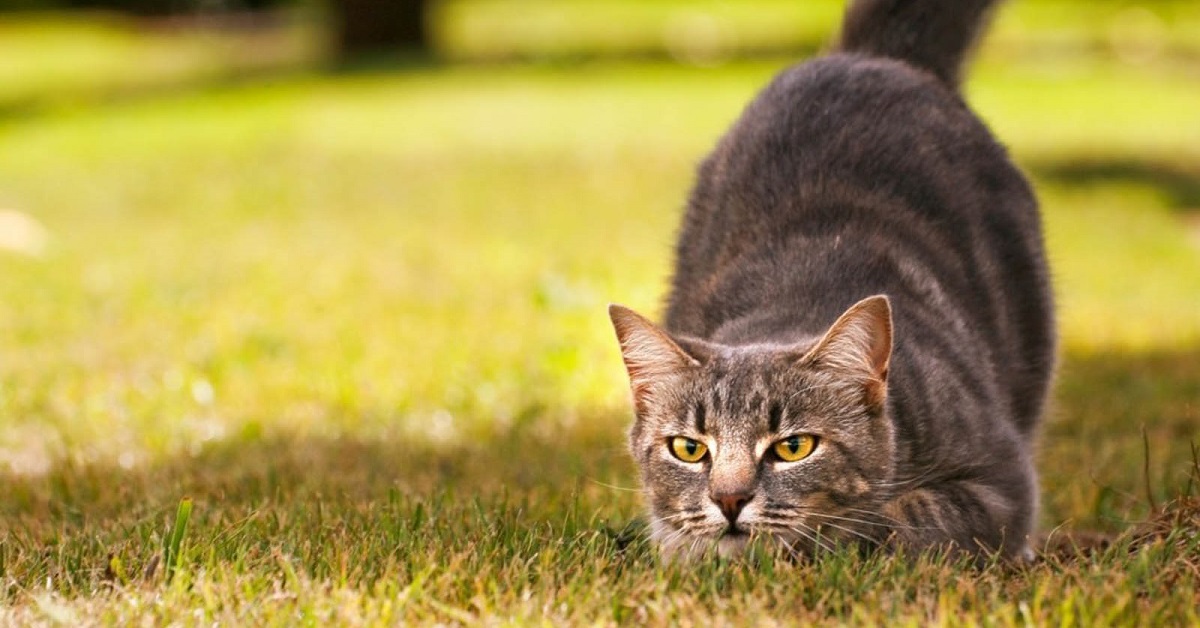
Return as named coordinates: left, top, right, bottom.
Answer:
left=773, top=435, right=817, bottom=462
left=669, top=437, right=708, bottom=463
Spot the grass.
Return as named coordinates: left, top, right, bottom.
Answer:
left=2, top=4, right=1200, bottom=624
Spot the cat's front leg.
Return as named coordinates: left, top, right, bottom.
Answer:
left=880, top=481, right=1033, bottom=560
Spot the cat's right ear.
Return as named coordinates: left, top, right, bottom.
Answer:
left=608, top=305, right=700, bottom=413
left=800, top=295, right=893, bottom=408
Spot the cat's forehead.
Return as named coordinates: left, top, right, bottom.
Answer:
left=685, top=346, right=828, bottom=413
left=699, top=344, right=807, bottom=386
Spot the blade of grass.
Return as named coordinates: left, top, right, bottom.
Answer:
left=1143, top=426, right=1159, bottom=513
left=162, top=497, right=193, bottom=585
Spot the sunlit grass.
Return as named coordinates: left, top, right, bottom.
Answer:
left=1, top=8, right=1199, bottom=625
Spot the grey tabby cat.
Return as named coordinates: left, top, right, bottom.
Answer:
left=609, top=0, right=1054, bottom=561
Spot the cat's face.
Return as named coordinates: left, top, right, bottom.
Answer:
left=610, top=296, right=896, bottom=560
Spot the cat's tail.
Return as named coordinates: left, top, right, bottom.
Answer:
left=836, top=0, right=1002, bottom=87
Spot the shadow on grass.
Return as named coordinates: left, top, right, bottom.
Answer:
left=1030, top=156, right=1200, bottom=210
left=1032, top=343, right=1200, bottom=578
left=0, top=408, right=638, bottom=520
left=0, top=348, right=1197, bottom=595
left=0, top=408, right=647, bottom=596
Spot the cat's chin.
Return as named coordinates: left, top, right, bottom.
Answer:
left=716, top=532, right=750, bottom=559
left=651, top=525, right=756, bottom=561
left=658, top=534, right=752, bottom=562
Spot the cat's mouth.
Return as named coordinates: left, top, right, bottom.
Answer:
left=715, top=526, right=752, bottom=558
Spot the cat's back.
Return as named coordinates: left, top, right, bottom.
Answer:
left=665, top=52, right=1054, bottom=433
left=668, top=52, right=1042, bottom=326
left=684, top=53, right=1032, bottom=242
left=723, top=53, right=1007, bottom=199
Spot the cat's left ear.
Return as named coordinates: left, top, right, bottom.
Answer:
left=801, top=295, right=893, bottom=407
left=608, top=305, right=703, bottom=414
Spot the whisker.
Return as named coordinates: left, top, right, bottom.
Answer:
left=655, top=510, right=706, bottom=525
left=783, top=522, right=835, bottom=555
left=811, top=519, right=877, bottom=544
left=838, top=507, right=938, bottom=531
left=809, top=512, right=893, bottom=529
left=760, top=504, right=927, bottom=532
left=588, top=479, right=644, bottom=493
left=753, top=518, right=840, bottom=552
left=657, top=523, right=692, bottom=551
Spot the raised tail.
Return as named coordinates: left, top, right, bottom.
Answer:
left=837, top=0, right=1002, bottom=87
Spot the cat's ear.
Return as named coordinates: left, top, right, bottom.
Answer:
left=801, top=295, right=893, bottom=406
left=609, top=305, right=701, bottom=413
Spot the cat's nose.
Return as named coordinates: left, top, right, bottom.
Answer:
left=711, top=491, right=753, bottom=523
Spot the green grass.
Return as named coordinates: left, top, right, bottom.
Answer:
left=2, top=6, right=1200, bottom=625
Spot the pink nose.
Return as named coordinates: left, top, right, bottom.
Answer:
left=711, top=491, right=753, bottom=523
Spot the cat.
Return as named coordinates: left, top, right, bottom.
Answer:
left=609, top=0, right=1055, bottom=561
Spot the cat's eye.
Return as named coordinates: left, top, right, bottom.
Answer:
left=773, top=435, right=817, bottom=462
left=669, top=436, right=708, bottom=463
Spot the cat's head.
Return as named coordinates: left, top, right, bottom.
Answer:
left=608, top=296, right=897, bottom=560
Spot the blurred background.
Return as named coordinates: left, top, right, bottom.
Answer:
left=0, top=0, right=1198, bottom=548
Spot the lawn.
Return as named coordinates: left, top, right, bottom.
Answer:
left=1, top=3, right=1199, bottom=624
